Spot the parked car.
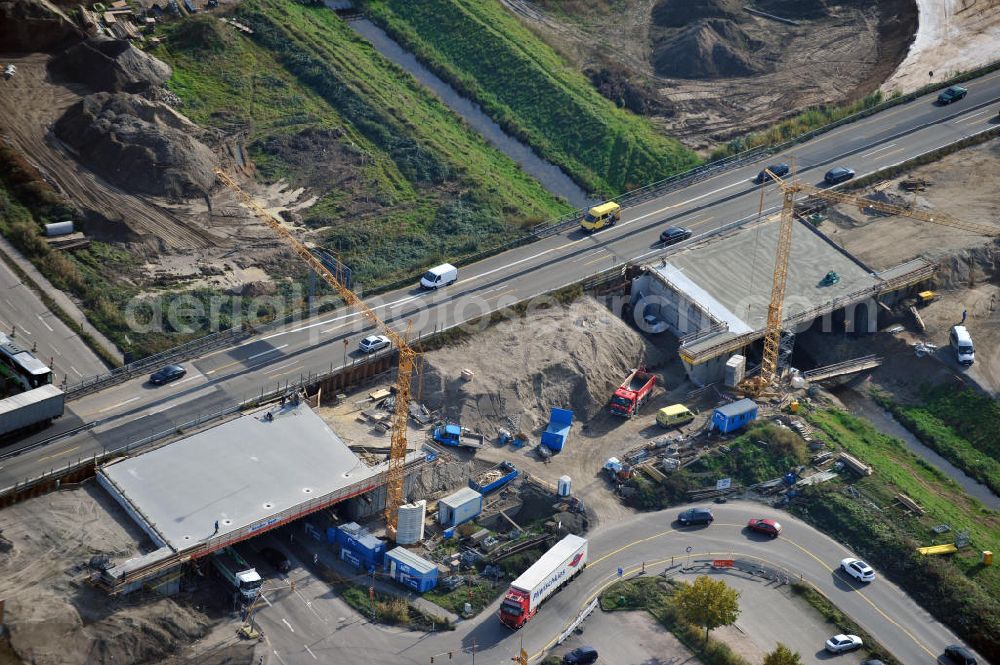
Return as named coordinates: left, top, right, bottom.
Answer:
left=824, top=167, right=855, bottom=185
left=260, top=546, right=291, bottom=573
left=149, top=364, right=186, bottom=385
left=754, top=163, right=790, bottom=183
left=563, top=646, right=599, bottom=664
left=942, top=645, right=977, bottom=665
left=678, top=507, right=714, bottom=526
left=358, top=335, right=391, bottom=353
left=746, top=518, right=782, bottom=537
left=825, top=634, right=863, bottom=653
left=861, top=660, right=886, bottom=665
left=840, top=557, right=876, bottom=583
left=659, top=226, right=692, bottom=246
left=937, top=85, right=967, bottom=105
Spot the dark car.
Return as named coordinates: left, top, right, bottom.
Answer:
left=563, top=646, right=599, bottom=665
left=824, top=167, right=855, bottom=185
left=260, top=546, right=291, bottom=573
left=861, top=660, right=886, bottom=665
left=746, top=517, right=782, bottom=537
left=754, top=163, right=790, bottom=184
left=678, top=507, right=714, bottom=526
left=149, top=364, right=186, bottom=385
left=659, top=226, right=692, bottom=246
left=942, top=645, right=977, bottom=665
left=937, top=86, right=967, bottom=105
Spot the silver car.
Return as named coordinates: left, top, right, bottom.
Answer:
left=358, top=334, right=391, bottom=353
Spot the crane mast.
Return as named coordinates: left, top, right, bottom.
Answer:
left=215, top=169, right=412, bottom=537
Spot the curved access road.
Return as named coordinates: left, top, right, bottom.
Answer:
left=257, top=502, right=976, bottom=665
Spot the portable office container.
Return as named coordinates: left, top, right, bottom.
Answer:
left=438, top=487, right=482, bottom=527
left=385, top=547, right=438, bottom=592
left=710, top=398, right=758, bottom=434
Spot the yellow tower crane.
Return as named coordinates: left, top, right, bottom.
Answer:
left=742, top=168, right=1000, bottom=396
left=215, top=169, right=413, bottom=538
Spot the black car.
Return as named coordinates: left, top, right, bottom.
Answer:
left=260, top=546, right=292, bottom=573
left=942, top=645, right=977, bottom=665
left=754, top=163, right=790, bottom=184
left=937, top=86, right=967, bottom=105
left=563, top=646, right=599, bottom=665
left=659, top=226, right=692, bottom=246
left=149, top=364, right=186, bottom=385
left=678, top=507, right=714, bottom=526
left=824, top=167, right=855, bottom=185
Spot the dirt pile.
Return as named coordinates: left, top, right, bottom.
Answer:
left=419, top=297, right=665, bottom=437
left=0, top=485, right=219, bottom=665
left=651, top=0, right=742, bottom=28
left=49, top=37, right=171, bottom=94
left=54, top=91, right=219, bottom=198
left=0, top=0, right=82, bottom=51
left=653, top=18, right=766, bottom=79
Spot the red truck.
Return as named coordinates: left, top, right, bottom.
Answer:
left=609, top=368, right=655, bottom=417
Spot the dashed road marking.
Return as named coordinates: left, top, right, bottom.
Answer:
left=281, top=618, right=294, bottom=633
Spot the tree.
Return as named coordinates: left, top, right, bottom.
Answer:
left=673, top=575, right=740, bottom=644
left=763, top=643, right=803, bottom=665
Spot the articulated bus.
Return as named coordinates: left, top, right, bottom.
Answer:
left=0, top=332, right=53, bottom=392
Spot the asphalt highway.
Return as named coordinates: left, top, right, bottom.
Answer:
left=255, top=503, right=976, bottom=665
left=2, top=72, right=999, bottom=492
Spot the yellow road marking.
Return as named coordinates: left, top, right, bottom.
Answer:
left=38, top=445, right=79, bottom=462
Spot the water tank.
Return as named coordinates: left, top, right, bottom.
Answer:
left=557, top=475, right=572, bottom=497
left=396, top=499, right=426, bottom=545
left=44, top=221, right=74, bottom=237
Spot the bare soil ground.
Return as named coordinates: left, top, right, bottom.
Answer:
left=504, top=0, right=916, bottom=150
left=883, top=0, right=1000, bottom=94
left=0, top=483, right=237, bottom=665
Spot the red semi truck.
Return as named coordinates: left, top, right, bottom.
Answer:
left=498, top=534, right=588, bottom=629
left=609, top=368, right=655, bottom=417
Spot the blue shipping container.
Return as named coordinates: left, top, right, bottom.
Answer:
left=540, top=408, right=573, bottom=452
left=385, top=547, right=438, bottom=592
left=330, top=522, right=363, bottom=546
left=711, top=398, right=758, bottom=434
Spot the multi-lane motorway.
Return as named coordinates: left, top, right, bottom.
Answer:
left=255, top=503, right=974, bottom=665
left=3, top=70, right=999, bottom=489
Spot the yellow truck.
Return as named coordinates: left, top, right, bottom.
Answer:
left=656, top=404, right=695, bottom=428
left=580, top=201, right=621, bottom=232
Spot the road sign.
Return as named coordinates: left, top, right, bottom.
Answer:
left=712, top=559, right=734, bottom=568
left=716, top=477, right=732, bottom=490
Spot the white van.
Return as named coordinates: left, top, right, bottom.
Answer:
left=950, top=325, right=975, bottom=366
left=419, top=263, right=458, bottom=290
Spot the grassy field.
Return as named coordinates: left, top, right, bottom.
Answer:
left=876, top=387, right=1000, bottom=495
left=801, top=408, right=1000, bottom=661
left=156, top=5, right=569, bottom=287
left=423, top=578, right=504, bottom=615
left=363, top=0, right=699, bottom=195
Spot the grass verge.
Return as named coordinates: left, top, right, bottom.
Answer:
left=363, top=0, right=699, bottom=195
left=340, top=584, right=454, bottom=631
left=423, top=578, right=504, bottom=615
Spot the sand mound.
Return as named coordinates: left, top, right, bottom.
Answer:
left=54, top=91, right=218, bottom=198
left=49, top=36, right=171, bottom=94
left=0, top=0, right=82, bottom=51
left=652, top=0, right=742, bottom=28
left=419, top=297, right=665, bottom=437
left=652, top=18, right=767, bottom=79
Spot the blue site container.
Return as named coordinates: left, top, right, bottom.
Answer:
left=341, top=531, right=385, bottom=568
left=540, top=408, right=573, bottom=452
left=329, top=522, right=363, bottom=546
left=385, top=547, right=438, bottom=592
left=711, top=398, right=758, bottom=434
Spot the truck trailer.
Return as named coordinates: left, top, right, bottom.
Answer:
left=609, top=369, right=655, bottom=417
left=0, top=384, right=64, bottom=438
left=499, top=534, right=587, bottom=629
left=212, top=547, right=262, bottom=602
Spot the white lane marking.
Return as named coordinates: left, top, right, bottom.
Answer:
left=304, top=645, right=318, bottom=660
left=273, top=650, right=288, bottom=665
left=248, top=344, right=288, bottom=361
left=36, top=314, right=53, bottom=332
left=860, top=142, right=896, bottom=158
left=97, top=395, right=140, bottom=413
left=958, top=109, right=990, bottom=122
left=266, top=359, right=302, bottom=373
left=281, top=618, right=294, bottom=633
left=70, top=366, right=82, bottom=377
left=262, top=594, right=272, bottom=607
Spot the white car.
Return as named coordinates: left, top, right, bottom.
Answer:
left=840, top=557, right=876, bottom=583
left=358, top=335, right=391, bottom=353
left=825, top=634, right=863, bottom=653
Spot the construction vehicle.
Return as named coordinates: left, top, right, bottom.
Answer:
left=432, top=423, right=484, bottom=449
left=498, top=534, right=587, bottom=629
left=215, top=170, right=414, bottom=539
left=741, top=168, right=1000, bottom=395
left=609, top=368, right=655, bottom=417
left=212, top=547, right=262, bottom=602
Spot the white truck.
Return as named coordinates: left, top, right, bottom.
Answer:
left=212, top=547, right=262, bottom=602
left=498, top=534, right=587, bottom=629
left=0, top=384, right=64, bottom=438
